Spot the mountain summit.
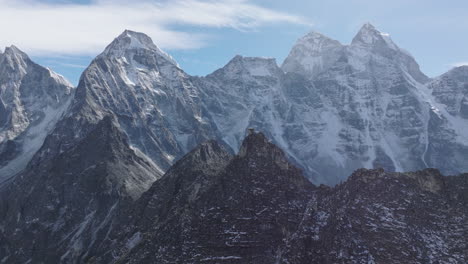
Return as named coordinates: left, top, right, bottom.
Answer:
left=0, top=46, right=73, bottom=180
left=281, top=30, right=344, bottom=76
left=102, top=30, right=178, bottom=66
left=351, top=23, right=395, bottom=47
left=2, top=24, right=468, bottom=186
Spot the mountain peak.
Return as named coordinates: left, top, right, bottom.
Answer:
left=215, top=55, right=280, bottom=77
left=119, top=30, right=155, bottom=49
left=166, top=140, right=233, bottom=177
left=298, top=30, right=341, bottom=47
left=2, top=45, right=28, bottom=61
left=0, top=45, right=30, bottom=74
left=282, top=29, right=343, bottom=76
left=238, top=130, right=293, bottom=170
left=352, top=23, right=382, bottom=44
left=102, top=29, right=178, bottom=65
left=351, top=23, right=398, bottom=50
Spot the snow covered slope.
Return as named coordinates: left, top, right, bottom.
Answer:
left=0, top=46, right=74, bottom=181
left=67, top=30, right=219, bottom=173
left=271, top=24, right=468, bottom=183
left=3, top=24, right=468, bottom=187
left=196, top=23, right=468, bottom=184
left=30, top=25, right=467, bottom=186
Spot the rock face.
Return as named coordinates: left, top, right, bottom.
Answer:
left=73, top=30, right=218, bottom=173
left=0, top=46, right=74, bottom=180
left=83, top=132, right=465, bottom=263
left=92, top=132, right=314, bottom=263
left=1, top=25, right=468, bottom=263
left=282, top=168, right=468, bottom=263
left=0, top=116, right=161, bottom=263
left=1, top=127, right=467, bottom=263
left=4, top=25, right=468, bottom=186
left=196, top=23, right=468, bottom=185
left=29, top=25, right=468, bottom=188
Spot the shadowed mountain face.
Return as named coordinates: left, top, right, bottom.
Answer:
left=81, top=132, right=466, bottom=264
left=0, top=128, right=467, bottom=263
left=93, top=132, right=315, bottom=263
left=0, top=116, right=162, bottom=263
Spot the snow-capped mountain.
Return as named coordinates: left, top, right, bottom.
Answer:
left=0, top=46, right=74, bottom=181
left=71, top=30, right=219, bottom=173
left=2, top=24, right=468, bottom=187
left=194, top=23, right=468, bottom=184
left=276, top=22, right=441, bottom=183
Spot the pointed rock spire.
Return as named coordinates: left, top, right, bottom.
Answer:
left=4, top=45, right=27, bottom=57
left=166, top=139, right=233, bottom=177
left=351, top=23, right=382, bottom=45
left=1, top=45, right=29, bottom=71
left=238, top=130, right=293, bottom=170
left=351, top=23, right=399, bottom=50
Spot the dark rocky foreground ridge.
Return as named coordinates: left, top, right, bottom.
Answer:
left=2, top=131, right=466, bottom=263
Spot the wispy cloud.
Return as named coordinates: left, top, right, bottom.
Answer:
left=0, top=0, right=310, bottom=56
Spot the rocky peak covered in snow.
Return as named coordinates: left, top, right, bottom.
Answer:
left=282, top=30, right=344, bottom=77
left=349, top=23, right=428, bottom=83
left=283, top=23, right=428, bottom=84
left=102, top=29, right=178, bottom=67
left=48, top=29, right=219, bottom=181
left=214, top=55, right=281, bottom=78
left=351, top=23, right=394, bottom=47
left=0, top=45, right=74, bottom=181
left=1, top=45, right=29, bottom=72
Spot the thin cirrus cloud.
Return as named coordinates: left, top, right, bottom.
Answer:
left=0, top=0, right=311, bottom=56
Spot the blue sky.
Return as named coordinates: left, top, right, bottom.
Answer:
left=1, top=0, right=468, bottom=85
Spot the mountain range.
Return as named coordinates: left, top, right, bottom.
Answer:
left=1, top=24, right=468, bottom=263
left=2, top=24, right=468, bottom=186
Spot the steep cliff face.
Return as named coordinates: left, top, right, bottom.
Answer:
left=0, top=46, right=74, bottom=180
left=3, top=25, right=468, bottom=186
left=277, top=23, right=468, bottom=183
left=87, top=133, right=467, bottom=264
left=72, top=30, right=218, bottom=172
left=282, top=168, right=468, bottom=263
left=92, top=132, right=316, bottom=263
left=0, top=116, right=161, bottom=263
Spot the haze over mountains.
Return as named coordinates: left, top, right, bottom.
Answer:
left=0, top=24, right=468, bottom=263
